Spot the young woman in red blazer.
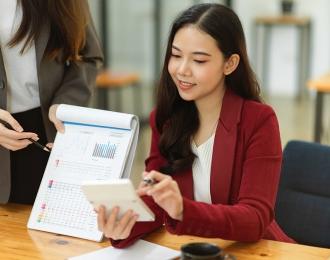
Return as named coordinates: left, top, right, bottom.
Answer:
left=97, top=3, right=294, bottom=247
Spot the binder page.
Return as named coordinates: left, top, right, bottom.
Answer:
left=28, top=105, right=138, bottom=241
left=56, top=104, right=135, bottom=129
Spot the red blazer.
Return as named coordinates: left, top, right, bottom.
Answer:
left=111, top=89, right=294, bottom=248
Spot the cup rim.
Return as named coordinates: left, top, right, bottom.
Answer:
left=181, top=242, right=221, bottom=258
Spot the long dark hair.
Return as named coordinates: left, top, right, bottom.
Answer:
left=8, top=0, right=89, bottom=61
left=156, top=3, right=261, bottom=174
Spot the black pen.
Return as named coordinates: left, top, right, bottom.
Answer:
left=27, top=138, right=51, bottom=152
left=0, top=119, right=51, bottom=153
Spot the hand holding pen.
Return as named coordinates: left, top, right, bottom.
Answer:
left=0, top=112, right=51, bottom=152
left=137, top=170, right=184, bottom=221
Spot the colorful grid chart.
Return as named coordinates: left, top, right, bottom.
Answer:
left=37, top=180, right=96, bottom=231
left=92, top=142, right=117, bottom=159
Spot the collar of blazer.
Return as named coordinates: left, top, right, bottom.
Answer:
left=0, top=47, right=7, bottom=108
left=35, top=22, right=50, bottom=66
left=211, top=89, right=243, bottom=204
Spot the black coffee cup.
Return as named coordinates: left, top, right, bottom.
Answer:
left=180, top=242, right=235, bottom=260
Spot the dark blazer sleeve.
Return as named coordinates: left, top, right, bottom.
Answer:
left=110, top=110, right=166, bottom=248
left=51, top=19, right=103, bottom=106
left=165, top=105, right=283, bottom=242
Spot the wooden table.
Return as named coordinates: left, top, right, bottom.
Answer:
left=1, top=204, right=330, bottom=260
left=308, top=73, right=330, bottom=142
left=254, top=15, right=311, bottom=99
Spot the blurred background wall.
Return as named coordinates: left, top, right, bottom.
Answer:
left=88, top=0, right=330, bottom=107
left=87, top=0, right=330, bottom=146
left=235, top=0, right=330, bottom=96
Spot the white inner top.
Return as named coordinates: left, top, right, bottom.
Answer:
left=191, top=133, right=215, bottom=203
left=0, top=0, right=40, bottom=113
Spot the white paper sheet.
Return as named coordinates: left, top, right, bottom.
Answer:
left=68, top=240, right=180, bottom=260
left=27, top=105, right=139, bottom=241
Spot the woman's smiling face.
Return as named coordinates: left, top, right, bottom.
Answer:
left=168, top=25, right=228, bottom=104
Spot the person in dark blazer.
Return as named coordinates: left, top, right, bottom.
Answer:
left=0, top=0, right=103, bottom=204
left=97, top=4, right=294, bottom=246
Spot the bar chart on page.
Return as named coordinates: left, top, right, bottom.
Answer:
left=92, top=142, right=117, bottom=159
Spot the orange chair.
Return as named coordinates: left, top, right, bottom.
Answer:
left=96, top=70, right=141, bottom=115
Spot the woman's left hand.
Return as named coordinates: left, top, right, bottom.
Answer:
left=137, top=170, right=183, bottom=221
left=49, top=104, right=65, bottom=133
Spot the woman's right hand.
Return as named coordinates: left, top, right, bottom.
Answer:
left=0, top=109, right=38, bottom=151
left=96, top=205, right=138, bottom=240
